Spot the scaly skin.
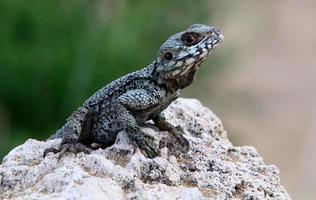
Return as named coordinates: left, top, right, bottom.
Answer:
left=44, top=24, right=223, bottom=158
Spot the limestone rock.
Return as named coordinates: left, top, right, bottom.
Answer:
left=0, top=98, right=291, bottom=199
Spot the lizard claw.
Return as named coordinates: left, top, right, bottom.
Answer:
left=127, top=127, right=160, bottom=158
left=137, top=135, right=160, bottom=158
left=175, top=126, right=190, bottom=151
left=139, top=144, right=160, bottom=158
left=154, top=118, right=190, bottom=153
left=43, top=141, right=91, bottom=159
left=43, top=147, right=60, bottom=157
left=140, top=135, right=160, bottom=158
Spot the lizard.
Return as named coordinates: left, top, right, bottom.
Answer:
left=44, top=24, right=223, bottom=158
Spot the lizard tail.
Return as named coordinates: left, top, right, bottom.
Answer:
left=48, top=106, right=90, bottom=140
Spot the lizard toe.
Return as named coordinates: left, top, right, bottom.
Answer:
left=145, top=141, right=160, bottom=157
left=177, top=134, right=190, bottom=151
left=43, top=147, right=59, bottom=157
left=137, top=139, right=160, bottom=158
left=43, top=142, right=91, bottom=159
left=175, top=126, right=190, bottom=150
left=58, top=143, right=91, bottom=159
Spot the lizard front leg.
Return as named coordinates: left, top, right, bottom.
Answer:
left=117, top=89, right=163, bottom=158
left=153, top=114, right=190, bottom=151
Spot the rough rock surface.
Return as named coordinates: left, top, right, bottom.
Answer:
left=0, top=98, right=291, bottom=200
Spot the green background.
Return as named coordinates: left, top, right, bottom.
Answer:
left=0, top=0, right=222, bottom=159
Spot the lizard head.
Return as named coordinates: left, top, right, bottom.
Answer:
left=153, top=24, right=223, bottom=89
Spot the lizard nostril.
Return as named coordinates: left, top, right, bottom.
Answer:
left=163, top=52, right=173, bottom=60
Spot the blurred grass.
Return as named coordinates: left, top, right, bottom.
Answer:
left=0, top=0, right=221, bottom=159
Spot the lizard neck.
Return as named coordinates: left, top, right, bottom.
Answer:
left=148, top=59, right=197, bottom=92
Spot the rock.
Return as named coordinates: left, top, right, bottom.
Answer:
left=0, top=98, right=291, bottom=200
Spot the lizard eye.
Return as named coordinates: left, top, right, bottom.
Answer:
left=163, top=52, right=173, bottom=61
left=181, top=32, right=200, bottom=46
left=184, top=35, right=195, bottom=44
